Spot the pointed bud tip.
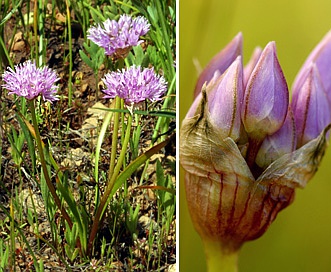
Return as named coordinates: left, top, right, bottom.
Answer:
left=208, top=56, right=243, bottom=140
left=292, top=29, right=331, bottom=102
left=292, top=64, right=331, bottom=147
left=242, top=41, right=289, bottom=141
left=244, top=46, right=263, bottom=87
left=194, top=33, right=243, bottom=97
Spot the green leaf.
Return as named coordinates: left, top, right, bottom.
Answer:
left=0, top=0, right=23, bottom=26
left=86, top=4, right=105, bottom=23
left=79, top=50, right=93, bottom=68
left=91, top=107, right=176, bottom=119
left=56, top=180, right=87, bottom=254
left=110, top=135, right=174, bottom=198
left=156, top=160, right=175, bottom=221
left=94, top=111, right=113, bottom=186
left=80, top=41, right=105, bottom=72
left=130, top=125, right=141, bottom=160
left=147, top=5, right=159, bottom=25
left=132, top=45, right=144, bottom=65
left=16, top=113, right=36, bottom=171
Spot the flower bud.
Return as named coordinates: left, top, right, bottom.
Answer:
left=292, top=30, right=331, bottom=105
left=255, top=108, right=296, bottom=169
left=207, top=56, right=244, bottom=141
left=180, top=32, right=331, bottom=259
left=242, top=42, right=289, bottom=141
left=243, top=46, right=262, bottom=87
left=194, top=33, right=243, bottom=97
left=292, top=64, right=331, bottom=147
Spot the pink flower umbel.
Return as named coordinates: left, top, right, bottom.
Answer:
left=102, top=65, right=167, bottom=106
left=2, top=60, right=59, bottom=102
left=87, top=14, right=150, bottom=57
left=180, top=32, right=331, bottom=270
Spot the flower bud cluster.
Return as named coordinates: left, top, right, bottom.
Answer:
left=185, top=32, right=331, bottom=178
left=180, top=32, right=331, bottom=252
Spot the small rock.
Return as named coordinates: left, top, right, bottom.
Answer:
left=61, top=147, right=89, bottom=167
left=56, top=12, right=66, bottom=23
left=19, top=188, right=45, bottom=216
left=81, top=83, right=89, bottom=93
left=9, top=32, right=27, bottom=52
left=74, top=90, right=82, bottom=98
left=167, top=264, right=177, bottom=272
left=139, top=215, right=158, bottom=231
left=38, top=221, right=51, bottom=234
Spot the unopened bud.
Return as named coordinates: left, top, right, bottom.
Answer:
left=292, top=64, right=331, bottom=147
left=256, top=108, right=296, bottom=169
left=194, top=33, right=243, bottom=97
left=207, top=56, right=244, bottom=141
left=242, top=42, right=289, bottom=141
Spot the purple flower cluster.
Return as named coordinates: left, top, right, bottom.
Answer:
left=102, top=65, right=167, bottom=106
left=87, top=14, right=150, bottom=56
left=187, top=32, right=331, bottom=172
left=180, top=31, right=331, bottom=253
left=2, top=60, right=59, bottom=102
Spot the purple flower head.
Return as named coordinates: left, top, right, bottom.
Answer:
left=2, top=60, right=59, bottom=102
left=102, top=65, right=167, bottom=106
left=87, top=14, right=150, bottom=57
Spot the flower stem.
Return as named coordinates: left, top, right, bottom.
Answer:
left=246, top=137, right=263, bottom=177
left=107, top=96, right=121, bottom=180
left=203, top=240, right=239, bottom=272
left=87, top=112, right=133, bottom=256
left=28, top=100, right=73, bottom=229
left=65, top=0, right=73, bottom=106
left=33, top=0, right=38, bottom=64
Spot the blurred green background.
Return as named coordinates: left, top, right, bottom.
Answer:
left=179, top=0, right=331, bottom=271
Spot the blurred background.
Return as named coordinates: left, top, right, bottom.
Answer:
left=179, top=0, right=331, bottom=271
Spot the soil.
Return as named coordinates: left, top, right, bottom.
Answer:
left=0, top=3, right=176, bottom=271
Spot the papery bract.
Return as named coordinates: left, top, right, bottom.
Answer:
left=180, top=96, right=329, bottom=252
left=187, top=71, right=221, bottom=118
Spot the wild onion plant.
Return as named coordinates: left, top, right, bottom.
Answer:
left=0, top=0, right=175, bottom=270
